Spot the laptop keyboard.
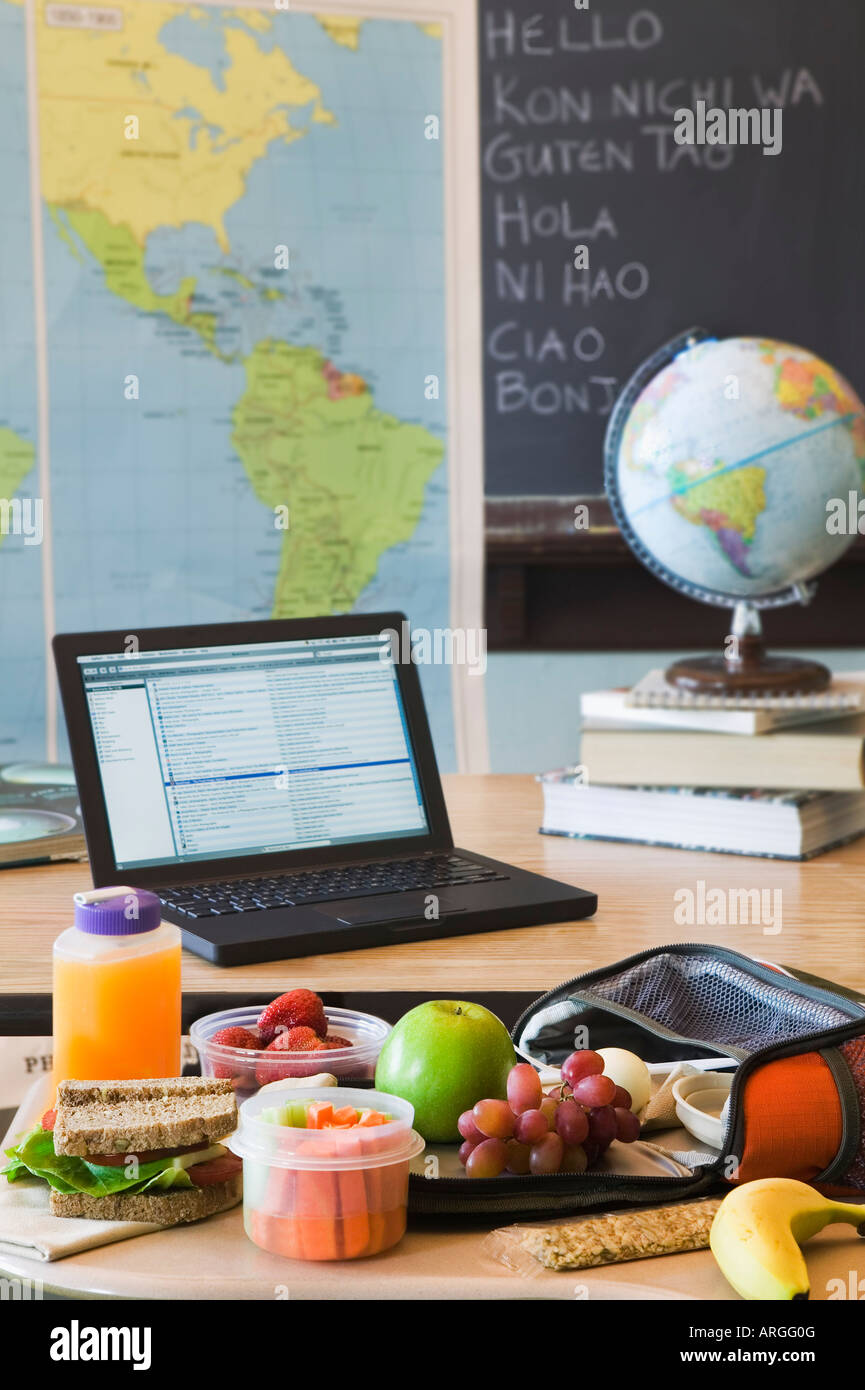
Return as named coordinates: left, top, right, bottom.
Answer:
left=156, top=854, right=509, bottom=918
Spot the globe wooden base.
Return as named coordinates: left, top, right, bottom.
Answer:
left=665, top=635, right=832, bottom=695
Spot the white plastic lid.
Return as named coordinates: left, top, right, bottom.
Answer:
left=229, top=1086, right=425, bottom=1170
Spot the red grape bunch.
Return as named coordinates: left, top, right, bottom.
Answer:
left=457, top=1051, right=641, bottom=1179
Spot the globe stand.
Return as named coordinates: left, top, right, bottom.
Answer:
left=665, top=603, right=832, bottom=695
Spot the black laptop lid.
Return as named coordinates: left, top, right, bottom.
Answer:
left=53, top=613, right=452, bottom=886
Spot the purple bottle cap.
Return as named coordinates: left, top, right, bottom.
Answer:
left=74, top=889, right=162, bottom=936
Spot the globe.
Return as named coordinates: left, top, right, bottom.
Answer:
left=605, top=333, right=865, bottom=607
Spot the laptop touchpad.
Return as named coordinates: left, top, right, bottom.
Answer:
left=314, top=892, right=467, bottom=928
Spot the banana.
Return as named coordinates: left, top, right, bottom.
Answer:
left=710, top=1177, right=865, bottom=1300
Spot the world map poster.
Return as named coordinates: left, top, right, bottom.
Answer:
left=0, top=0, right=484, bottom=771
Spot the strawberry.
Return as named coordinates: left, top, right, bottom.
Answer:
left=272, top=1026, right=322, bottom=1053
left=210, top=1026, right=259, bottom=1050
left=256, top=1026, right=327, bottom=1085
left=257, top=989, right=327, bottom=1044
left=317, top=1034, right=353, bottom=1050
left=209, top=1025, right=260, bottom=1075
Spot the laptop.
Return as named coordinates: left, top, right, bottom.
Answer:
left=53, top=614, right=597, bottom=965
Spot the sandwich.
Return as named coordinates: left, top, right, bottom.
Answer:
left=2, top=1077, right=242, bottom=1224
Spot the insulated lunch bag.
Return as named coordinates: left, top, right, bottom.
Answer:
left=408, top=943, right=865, bottom=1217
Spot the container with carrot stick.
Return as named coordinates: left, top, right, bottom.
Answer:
left=229, top=1087, right=424, bottom=1261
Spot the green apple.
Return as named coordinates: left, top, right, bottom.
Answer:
left=375, top=1000, right=516, bottom=1142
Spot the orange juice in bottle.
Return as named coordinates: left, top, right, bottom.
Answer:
left=52, top=887, right=181, bottom=1089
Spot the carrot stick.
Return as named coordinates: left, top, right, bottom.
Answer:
left=363, top=1158, right=386, bottom=1255
left=362, top=1125, right=396, bottom=1255
left=249, top=1209, right=305, bottom=1260
left=381, top=1197, right=407, bottom=1250
left=295, top=1136, right=339, bottom=1260
left=336, top=1132, right=370, bottom=1258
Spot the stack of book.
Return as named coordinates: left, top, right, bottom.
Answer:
left=539, top=671, right=865, bottom=860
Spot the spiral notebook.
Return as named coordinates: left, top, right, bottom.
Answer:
left=628, top=669, right=863, bottom=711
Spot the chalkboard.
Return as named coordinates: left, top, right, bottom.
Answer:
left=480, top=0, right=865, bottom=498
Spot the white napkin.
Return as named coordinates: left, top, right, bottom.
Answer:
left=639, top=1062, right=701, bottom=1131
left=0, top=1079, right=167, bottom=1263
left=0, top=1174, right=165, bottom=1263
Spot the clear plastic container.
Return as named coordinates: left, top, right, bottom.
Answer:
left=190, top=1005, right=391, bottom=1101
left=52, top=888, right=181, bottom=1089
left=230, top=1086, right=424, bottom=1261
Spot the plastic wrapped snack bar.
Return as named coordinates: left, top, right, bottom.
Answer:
left=484, top=1197, right=722, bottom=1274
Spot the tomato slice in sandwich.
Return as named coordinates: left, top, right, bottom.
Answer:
left=86, top=1141, right=213, bottom=1168
left=188, top=1153, right=243, bottom=1186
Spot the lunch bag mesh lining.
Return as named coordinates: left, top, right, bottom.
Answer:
left=519, top=953, right=854, bottom=1057
left=581, top=954, right=852, bottom=1052
left=838, top=1037, right=865, bottom=1191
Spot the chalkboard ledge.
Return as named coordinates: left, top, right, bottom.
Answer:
left=486, top=496, right=624, bottom=561
left=484, top=497, right=865, bottom=652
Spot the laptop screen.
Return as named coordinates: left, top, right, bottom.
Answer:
left=75, top=633, right=430, bottom=871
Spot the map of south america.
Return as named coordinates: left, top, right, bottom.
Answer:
left=232, top=341, right=442, bottom=615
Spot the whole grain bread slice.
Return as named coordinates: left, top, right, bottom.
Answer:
left=53, top=1077, right=237, bottom=1156
left=49, top=1172, right=242, bottom=1224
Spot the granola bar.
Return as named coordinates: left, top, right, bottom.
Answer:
left=512, top=1198, right=722, bottom=1271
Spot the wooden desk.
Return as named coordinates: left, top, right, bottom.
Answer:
left=2, top=777, right=864, bottom=1302
left=2, top=774, right=864, bottom=998
left=1, top=1077, right=862, bottom=1302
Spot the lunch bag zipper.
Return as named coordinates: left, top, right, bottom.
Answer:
left=814, top=1048, right=861, bottom=1183
left=509, top=942, right=865, bottom=1045
left=517, top=990, right=749, bottom=1063
left=407, top=1167, right=720, bottom=1215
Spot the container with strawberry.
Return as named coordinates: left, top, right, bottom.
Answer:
left=190, top=990, right=392, bottom=1099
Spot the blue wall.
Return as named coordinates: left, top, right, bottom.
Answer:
left=485, top=649, right=865, bottom=773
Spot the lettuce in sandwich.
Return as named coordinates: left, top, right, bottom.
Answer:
left=3, top=1122, right=223, bottom=1196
